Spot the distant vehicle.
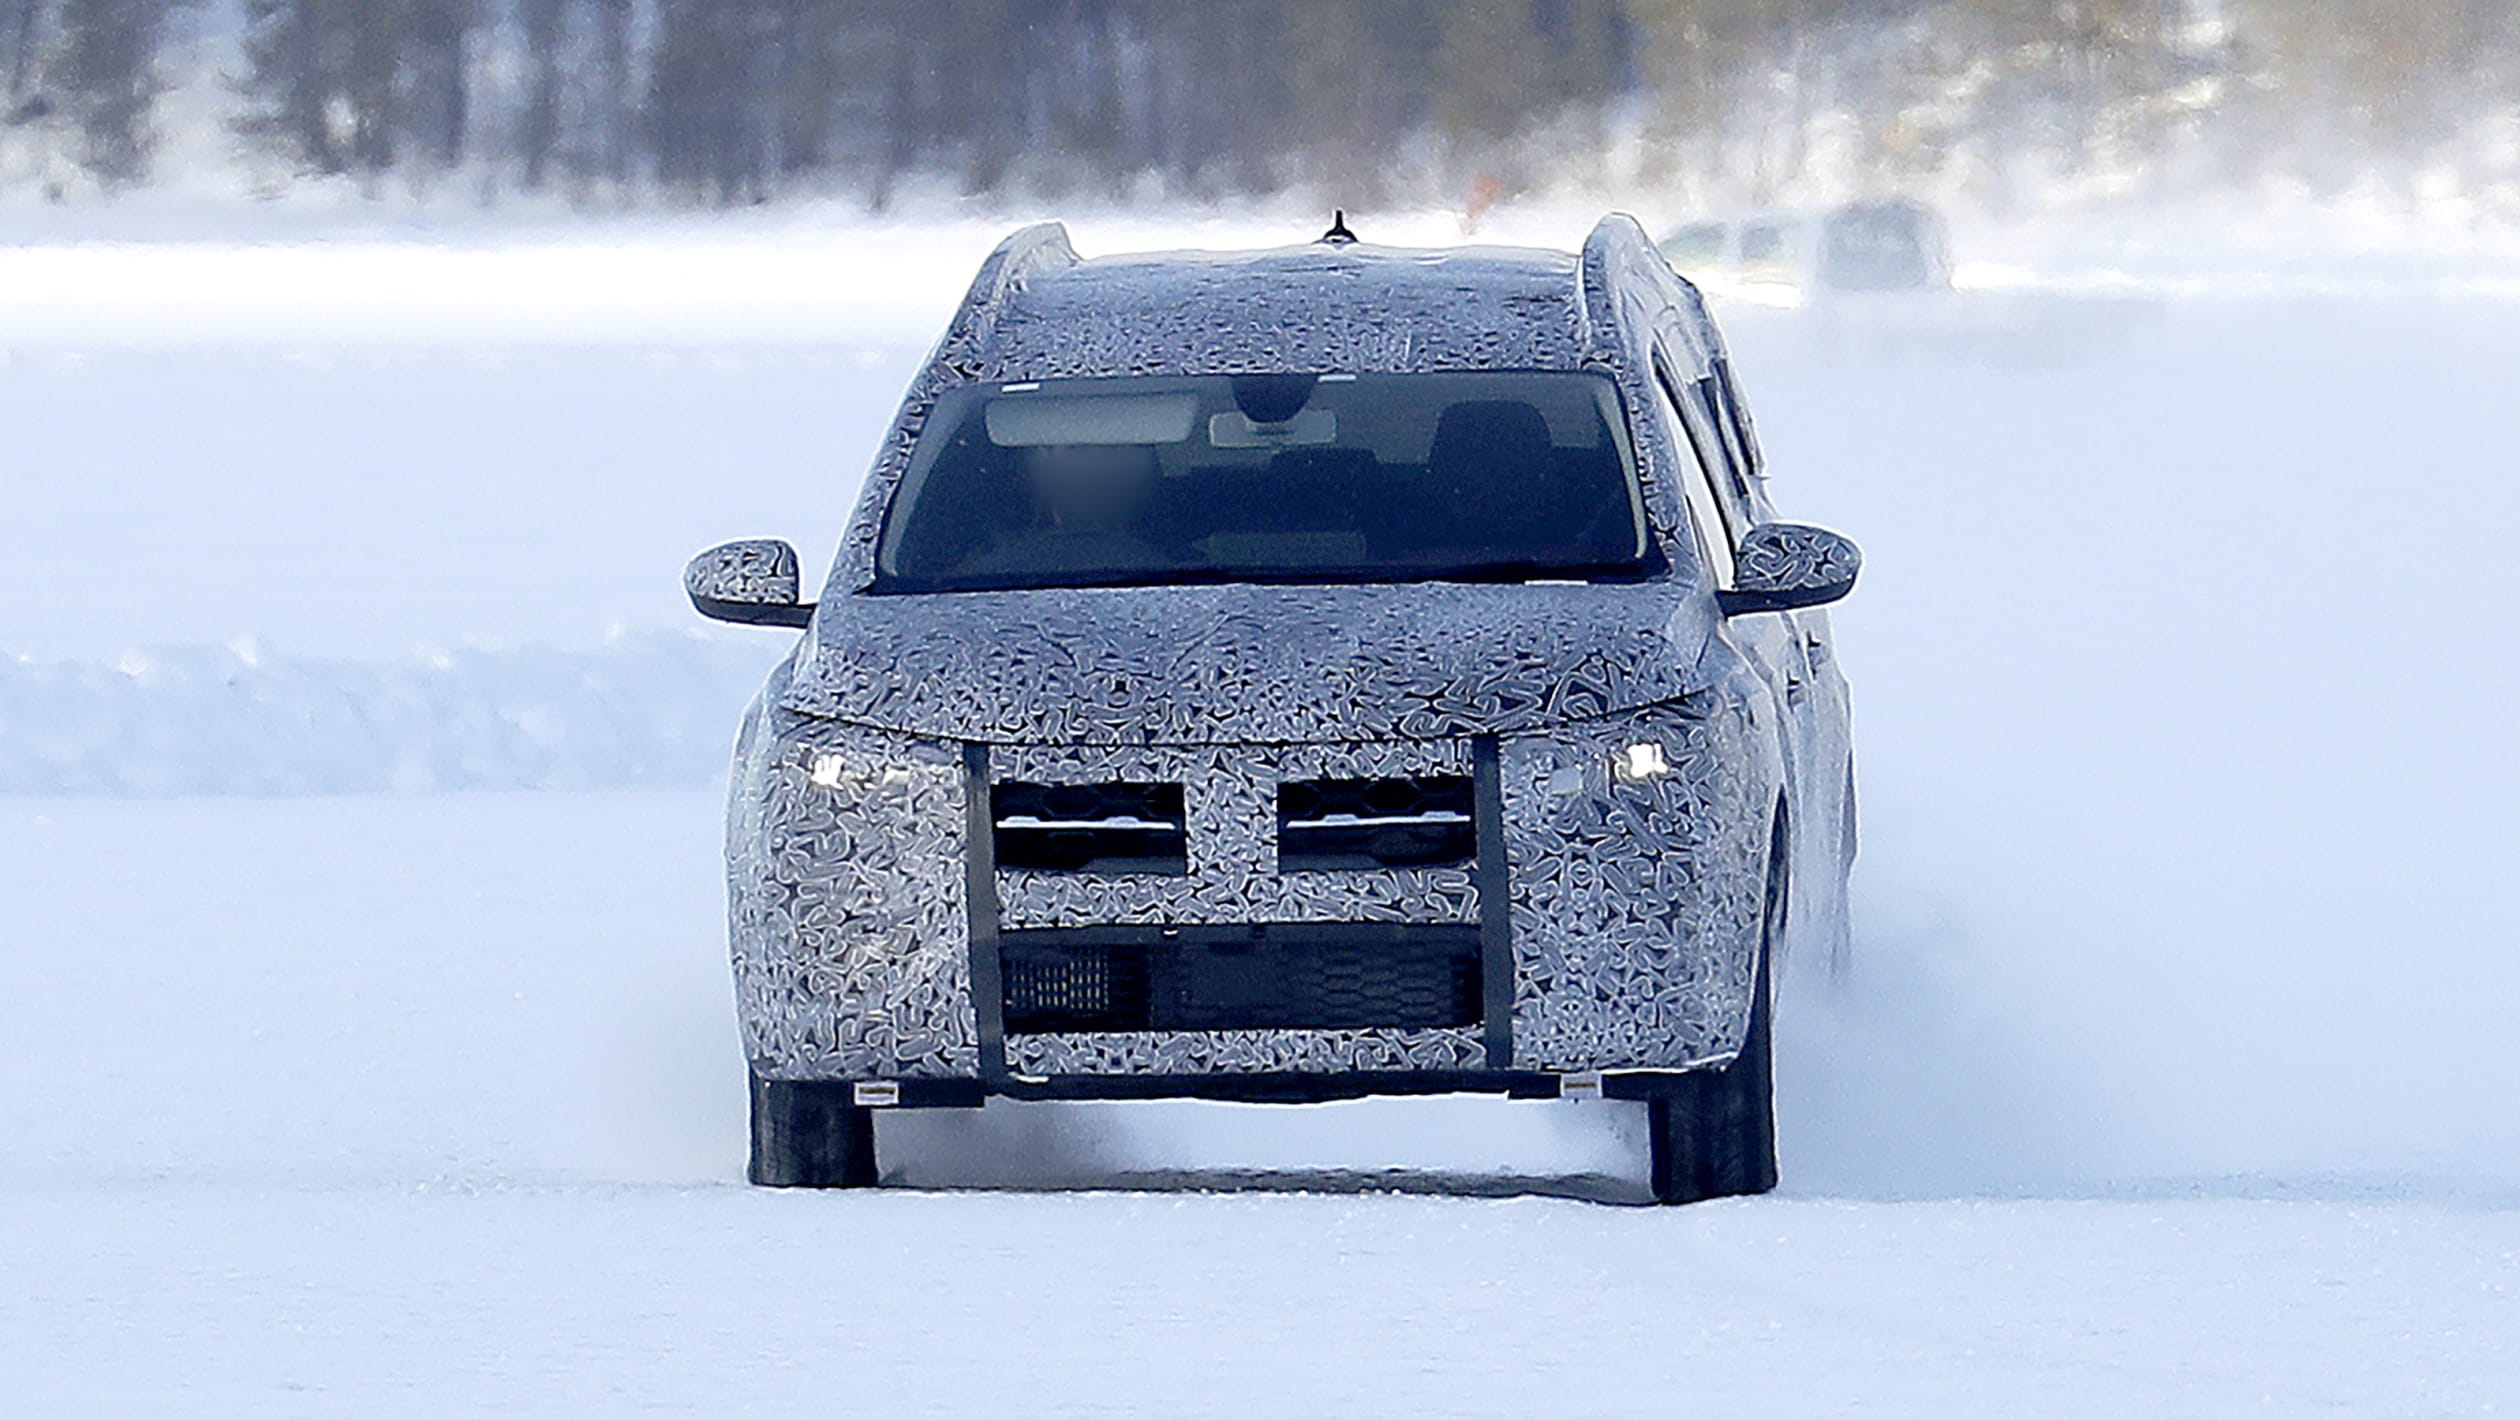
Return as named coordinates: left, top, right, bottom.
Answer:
left=1661, top=199, right=2151, bottom=364
left=685, top=216, right=1860, bottom=1205
left=1661, top=200, right=1955, bottom=298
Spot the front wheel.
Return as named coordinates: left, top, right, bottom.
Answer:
left=748, top=1074, right=878, bottom=1188
left=1647, top=872, right=1780, bottom=1204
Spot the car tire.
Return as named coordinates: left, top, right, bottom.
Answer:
left=748, top=1073, right=878, bottom=1188
left=1647, top=857, right=1781, bottom=1205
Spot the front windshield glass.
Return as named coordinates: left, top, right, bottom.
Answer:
left=873, top=371, right=1654, bottom=593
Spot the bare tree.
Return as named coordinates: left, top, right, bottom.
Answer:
left=21, top=0, right=2511, bottom=217
left=2, top=0, right=48, bottom=104
left=48, top=0, right=165, bottom=182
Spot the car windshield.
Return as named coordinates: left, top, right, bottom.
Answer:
left=873, top=371, right=1654, bottom=593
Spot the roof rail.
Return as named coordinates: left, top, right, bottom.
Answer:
left=1577, top=213, right=1659, bottom=357
left=936, top=222, right=1082, bottom=377
left=1581, top=210, right=1731, bottom=361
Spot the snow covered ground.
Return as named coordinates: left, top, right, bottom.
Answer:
left=6, top=792, right=2516, bottom=1416
left=5, top=212, right=2520, bottom=1412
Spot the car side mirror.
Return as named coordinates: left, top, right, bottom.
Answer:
left=686, top=539, right=816, bottom=628
left=1718, top=522, right=1861, bottom=616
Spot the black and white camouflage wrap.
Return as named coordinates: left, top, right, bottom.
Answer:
left=991, top=738, right=1478, bottom=930
left=719, top=216, right=1856, bottom=1086
left=1734, top=522, right=1863, bottom=599
left=733, top=692, right=1775, bottom=1079
left=780, top=581, right=1713, bottom=746
left=992, top=737, right=1489, bottom=1076
left=685, top=538, right=802, bottom=608
left=1499, top=691, right=1772, bottom=1070
left=1010, top=1022, right=1491, bottom=1077
left=824, top=224, right=1695, bottom=596
left=727, top=705, right=978, bottom=1079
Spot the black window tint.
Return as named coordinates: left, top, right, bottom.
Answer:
left=1650, top=350, right=1736, bottom=585
left=1709, top=357, right=1763, bottom=487
left=873, top=371, right=1658, bottom=594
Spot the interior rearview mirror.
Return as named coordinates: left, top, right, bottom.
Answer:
left=686, top=539, right=816, bottom=628
left=1718, top=522, right=1860, bottom=616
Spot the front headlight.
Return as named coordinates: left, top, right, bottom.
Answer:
left=776, top=723, right=962, bottom=807
left=1498, top=691, right=1770, bottom=1072
left=805, top=750, right=929, bottom=795
left=729, top=716, right=981, bottom=1082
left=1611, top=741, right=1673, bottom=784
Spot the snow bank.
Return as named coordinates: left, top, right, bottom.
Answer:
left=0, top=208, right=1515, bottom=348
left=13, top=194, right=2520, bottom=348
left=0, top=634, right=776, bottom=795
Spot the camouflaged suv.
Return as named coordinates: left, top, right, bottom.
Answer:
left=686, top=215, right=1859, bottom=1203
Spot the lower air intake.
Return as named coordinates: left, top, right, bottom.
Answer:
left=1000, top=923, right=1481, bottom=1034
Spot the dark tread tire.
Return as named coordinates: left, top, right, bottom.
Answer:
left=1648, top=866, right=1781, bottom=1205
left=748, top=1074, right=878, bottom=1188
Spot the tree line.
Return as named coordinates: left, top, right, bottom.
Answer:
left=3, top=0, right=2517, bottom=209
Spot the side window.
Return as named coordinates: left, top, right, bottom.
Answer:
left=1651, top=349, right=1735, bottom=586
left=1669, top=276, right=1767, bottom=494
left=1707, top=357, right=1764, bottom=487
left=1693, top=373, right=1749, bottom=497
left=1679, top=371, right=1755, bottom=531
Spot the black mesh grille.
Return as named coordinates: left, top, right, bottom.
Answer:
left=1000, top=945, right=1149, bottom=1032
left=1277, top=775, right=1476, bottom=871
left=1000, top=923, right=1482, bottom=1034
left=993, top=781, right=1186, bottom=874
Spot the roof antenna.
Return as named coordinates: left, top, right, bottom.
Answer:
left=1318, top=209, right=1358, bottom=245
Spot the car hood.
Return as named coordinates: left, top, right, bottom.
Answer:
left=780, top=580, right=1714, bottom=745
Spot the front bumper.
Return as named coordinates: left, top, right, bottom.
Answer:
left=816, top=1069, right=1710, bottom=1109
left=727, top=694, right=1773, bottom=1087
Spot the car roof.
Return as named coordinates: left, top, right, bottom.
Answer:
left=976, top=240, right=1596, bottom=381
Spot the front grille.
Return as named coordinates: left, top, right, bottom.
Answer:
left=1000, top=923, right=1482, bottom=1033
left=993, top=781, right=1187, bottom=874
left=1277, top=775, right=1476, bottom=871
